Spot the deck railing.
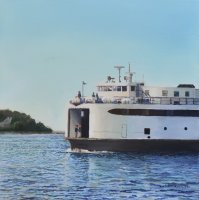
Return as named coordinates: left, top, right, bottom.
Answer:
left=70, top=97, right=199, bottom=106
left=137, top=97, right=199, bottom=105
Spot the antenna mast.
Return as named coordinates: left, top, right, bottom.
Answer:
left=128, top=63, right=131, bottom=73
left=114, top=66, right=125, bottom=82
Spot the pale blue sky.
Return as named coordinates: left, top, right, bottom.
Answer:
left=1, top=0, right=199, bottom=130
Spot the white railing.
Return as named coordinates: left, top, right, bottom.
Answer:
left=70, top=97, right=199, bottom=106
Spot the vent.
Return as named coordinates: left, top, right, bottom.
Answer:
left=177, top=84, right=195, bottom=88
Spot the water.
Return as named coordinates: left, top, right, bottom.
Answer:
left=0, top=134, right=199, bottom=200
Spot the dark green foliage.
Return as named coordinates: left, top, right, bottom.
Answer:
left=0, top=109, right=52, bottom=132
left=13, top=121, right=24, bottom=131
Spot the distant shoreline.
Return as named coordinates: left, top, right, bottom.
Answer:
left=0, top=131, right=64, bottom=134
left=0, top=109, right=53, bottom=133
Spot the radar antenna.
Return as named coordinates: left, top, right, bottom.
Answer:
left=128, top=62, right=131, bottom=73
left=114, top=66, right=125, bottom=82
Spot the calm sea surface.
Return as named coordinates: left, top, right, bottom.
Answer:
left=0, top=133, right=199, bottom=200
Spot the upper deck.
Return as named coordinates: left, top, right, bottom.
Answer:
left=70, top=66, right=199, bottom=106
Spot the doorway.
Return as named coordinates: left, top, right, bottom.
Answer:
left=68, top=108, right=89, bottom=138
left=121, top=124, right=127, bottom=138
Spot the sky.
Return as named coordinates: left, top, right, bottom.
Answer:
left=0, top=0, right=199, bottom=131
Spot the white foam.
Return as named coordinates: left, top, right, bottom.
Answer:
left=66, top=148, right=110, bottom=154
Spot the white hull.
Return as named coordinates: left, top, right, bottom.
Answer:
left=67, top=103, right=199, bottom=141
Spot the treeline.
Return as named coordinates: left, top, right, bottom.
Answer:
left=0, top=109, right=52, bottom=132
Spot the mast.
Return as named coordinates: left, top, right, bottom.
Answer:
left=82, top=81, right=86, bottom=97
left=114, top=66, right=125, bottom=82
left=128, top=63, right=133, bottom=83
left=128, top=63, right=134, bottom=98
left=129, top=63, right=131, bottom=73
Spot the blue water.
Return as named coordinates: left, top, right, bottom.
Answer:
left=0, top=134, right=199, bottom=200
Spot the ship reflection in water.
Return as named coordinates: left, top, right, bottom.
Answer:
left=0, top=133, right=199, bottom=199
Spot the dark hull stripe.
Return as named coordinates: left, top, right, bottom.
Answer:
left=108, top=109, right=199, bottom=117
left=66, top=138, right=199, bottom=153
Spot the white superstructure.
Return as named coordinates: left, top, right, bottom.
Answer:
left=66, top=65, right=199, bottom=152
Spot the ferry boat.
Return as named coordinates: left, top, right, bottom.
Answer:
left=65, top=65, right=199, bottom=152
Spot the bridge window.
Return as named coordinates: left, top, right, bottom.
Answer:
left=162, top=90, right=168, bottom=97
left=113, top=86, right=117, bottom=91
left=185, top=91, right=190, bottom=97
left=131, top=86, right=135, bottom=91
left=107, top=86, right=112, bottom=91
left=122, top=86, right=127, bottom=91
left=117, top=86, right=121, bottom=91
left=113, top=86, right=123, bottom=92
left=98, top=86, right=110, bottom=91
left=174, top=91, right=179, bottom=97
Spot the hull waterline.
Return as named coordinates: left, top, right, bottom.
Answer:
left=66, top=138, right=199, bottom=153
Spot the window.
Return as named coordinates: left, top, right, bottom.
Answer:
left=99, top=86, right=105, bottom=91
left=108, top=109, right=199, bottom=117
left=174, top=91, right=179, bottom=97
left=122, top=86, right=127, bottom=91
left=131, top=86, right=135, bottom=91
left=185, top=91, right=190, bottom=97
left=144, top=128, right=150, bottom=135
left=162, top=90, right=168, bottom=97
left=107, top=86, right=112, bottom=91
left=113, top=86, right=117, bottom=91
left=117, top=86, right=121, bottom=91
